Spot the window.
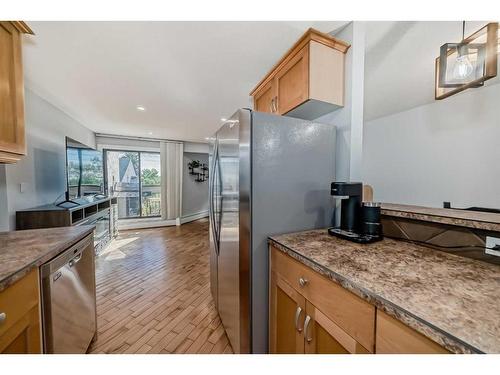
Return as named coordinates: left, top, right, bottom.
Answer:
left=104, top=150, right=162, bottom=219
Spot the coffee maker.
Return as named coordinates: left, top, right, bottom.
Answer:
left=328, top=182, right=383, bottom=243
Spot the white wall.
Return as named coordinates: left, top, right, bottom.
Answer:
left=184, top=142, right=209, bottom=154
left=363, top=81, right=500, bottom=209
left=1, top=89, right=95, bottom=230
left=182, top=152, right=209, bottom=219
left=96, top=135, right=160, bottom=152
left=317, top=22, right=366, bottom=182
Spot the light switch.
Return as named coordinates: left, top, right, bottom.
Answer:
left=20, top=182, right=27, bottom=193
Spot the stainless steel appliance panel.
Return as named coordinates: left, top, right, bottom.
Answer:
left=216, top=114, right=242, bottom=352
left=237, top=109, right=252, bottom=354
left=251, top=111, right=336, bottom=353
left=40, top=234, right=97, bottom=353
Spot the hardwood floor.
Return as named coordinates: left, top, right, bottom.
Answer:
left=88, top=218, right=233, bottom=354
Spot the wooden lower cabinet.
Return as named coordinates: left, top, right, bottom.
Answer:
left=269, top=272, right=305, bottom=353
left=376, top=310, right=450, bottom=354
left=269, top=246, right=450, bottom=354
left=269, top=271, right=369, bottom=354
left=304, top=301, right=369, bottom=354
left=0, top=269, right=42, bottom=354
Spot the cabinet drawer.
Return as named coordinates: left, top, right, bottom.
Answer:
left=270, top=246, right=375, bottom=351
left=376, top=310, right=449, bottom=354
left=0, top=269, right=40, bottom=338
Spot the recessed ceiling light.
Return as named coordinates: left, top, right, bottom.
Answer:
left=136, top=105, right=146, bottom=111
left=221, top=117, right=227, bottom=122
left=148, top=131, right=153, bottom=135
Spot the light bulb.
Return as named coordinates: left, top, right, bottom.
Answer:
left=452, top=54, right=473, bottom=80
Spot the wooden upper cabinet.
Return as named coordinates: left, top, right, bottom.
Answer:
left=250, top=28, right=349, bottom=120
left=0, top=21, right=33, bottom=164
left=275, top=45, right=309, bottom=115
left=254, top=79, right=276, bottom=114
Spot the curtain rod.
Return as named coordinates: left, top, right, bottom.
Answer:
left=95, top=133, right=201, bottom=144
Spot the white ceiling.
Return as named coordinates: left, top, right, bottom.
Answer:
left=363, top=21, right=497, bottom=122
left=22, top=21, right=347, bottom=143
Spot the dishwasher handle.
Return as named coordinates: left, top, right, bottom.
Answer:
left=69, top=253, right=82, bottom=267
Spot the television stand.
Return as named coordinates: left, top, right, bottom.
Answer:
left=16, top=196, right=118, bottom=255
left=55, top=199, right=80, bottom=208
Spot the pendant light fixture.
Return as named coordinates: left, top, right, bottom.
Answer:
left=452, top=22, right=474, bottom=80
left=435, top=22, right=498, bottom=100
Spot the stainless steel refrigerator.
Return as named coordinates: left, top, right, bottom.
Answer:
left=209, top=109, right=336, bottom=353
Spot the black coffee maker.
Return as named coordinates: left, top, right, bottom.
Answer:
left=328, top=182, right=383, bottom=243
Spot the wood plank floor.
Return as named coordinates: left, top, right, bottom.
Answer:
left=88, top=218, right=233, bottom=354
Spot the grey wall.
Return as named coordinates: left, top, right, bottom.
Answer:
left=182, top=152, right=209, bottom=218
left=363, top=82, right=500, bottom=209
left=1, top=89, right=95, bottom=230
left=0, top=166, right=8, bottom=230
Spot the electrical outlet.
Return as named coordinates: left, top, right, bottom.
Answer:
left=485, top=236, right=500, bottom=257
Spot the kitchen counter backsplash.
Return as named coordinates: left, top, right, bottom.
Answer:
left=381, top=204, right=500, bottom=265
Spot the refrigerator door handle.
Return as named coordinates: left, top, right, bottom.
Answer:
left=209, top=141, right=215, bottom=246
left=215, top=149, right=223, bottom=252
left=209, top=139, right=219, bottom=256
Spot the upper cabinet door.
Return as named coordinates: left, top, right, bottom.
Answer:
left=253, top=79, right=276, bottom=114
left=303, top=301, right=370, bottom=354
left=275, top=45, right=309, bottom=115
left=0, top=21, right=32, bottom=164
left=250, top=28, right=349, bottom=120
left=269, top=272, right=306, bottom=354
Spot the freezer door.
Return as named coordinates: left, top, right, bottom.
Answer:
left=216, top=114, right=243, bottom=353
left=250, top=111, right=336, bottom=353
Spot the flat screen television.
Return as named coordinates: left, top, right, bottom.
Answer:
left=65, top=137, right=104, bottom=201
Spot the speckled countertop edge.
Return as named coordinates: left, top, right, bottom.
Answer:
left=381, top=204, right=500, bottom=233
left=0, top=226, right=94, bottom=292
left=268, top=237, right=482, bottom=354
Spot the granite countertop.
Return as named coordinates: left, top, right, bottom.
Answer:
left=269, top=229, right=500, bottom=354
left=0, top=226, right=94, bottom=292
left=381, top=203, right=500, bottom=232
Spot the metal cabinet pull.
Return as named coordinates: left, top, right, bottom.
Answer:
left=53, top=271, right=62, bottom=282
left=299, top=277, right=309, bottom=287
left=294, top=306, right=304, bottom=332
left=69, top=253, right=82, bottom=267
left=0, top=312, right=6, bottom=324
left=269, top=98, right=274, bottom=113
left=304, top=315, right=313, bottom=343
left=273, top=96, right=278, bottom=113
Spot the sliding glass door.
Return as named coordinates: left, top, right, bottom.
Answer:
left=140, top=152, right=161, bottom=216
left=104, top=150, right=162, bottom=219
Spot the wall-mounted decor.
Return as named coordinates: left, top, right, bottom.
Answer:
left=187, top=160, right=208, bottom=182
left=435, top=22, right=498, bottom=100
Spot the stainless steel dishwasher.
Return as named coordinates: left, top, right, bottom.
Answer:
left=40, top=233, right=97, bottom=353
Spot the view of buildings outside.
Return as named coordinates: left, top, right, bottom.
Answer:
left=105, top=150, right=161, bottom=218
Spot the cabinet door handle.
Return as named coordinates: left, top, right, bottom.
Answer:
left=294, top=306, right=303, bottom=332
left=273, top=96, right=278, bottom=113
left=304, top=315, right=313, bottom=343
left=269, top=98, right=274, bottom=113
left=0, top=312, right=6, bottom=324
left=299, top=277, right=309, bottom=287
